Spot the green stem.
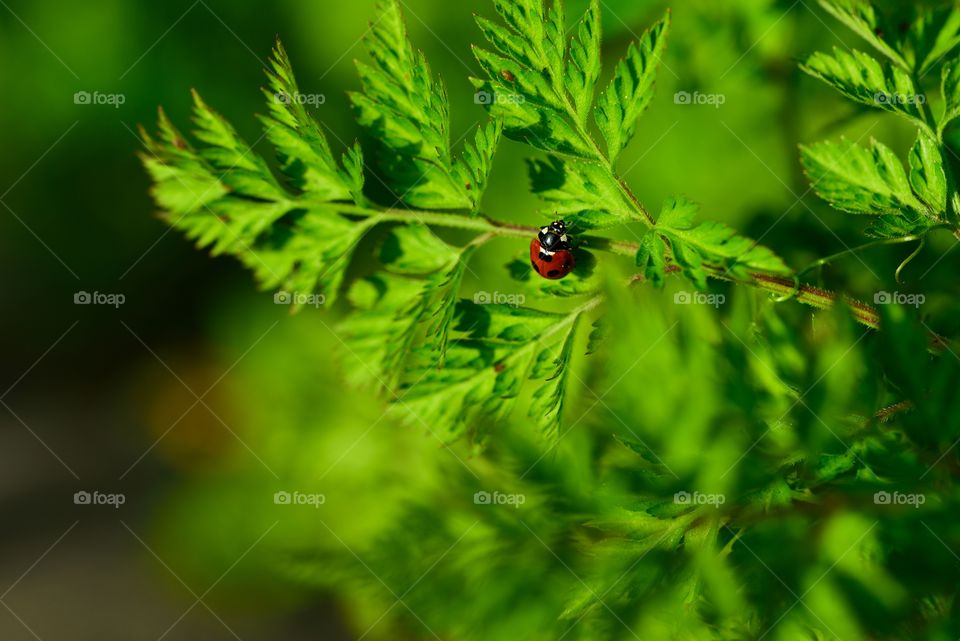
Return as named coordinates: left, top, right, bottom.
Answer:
left=797, top=235, right=923, bottom=278
left=308, top=200, right=882, bottom=330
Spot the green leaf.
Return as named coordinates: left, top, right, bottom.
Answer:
left=800, top=48, right=926, bottom=125
left=527, top=155, right=635, bottom=230
left=908, top=130, right=947, bottom=215
left=941, top=58, right=960, bottom=135
left=425, top=248, right=477, bottom=364
left=454, top=119, right=503, bottom=213
left=240, top=210, right=375, bottom=307
left=656, top=194, right=699, bottom=229
left=139, top=110, right=228, bottom=216
left=865, top=210, right=936, bottom=239
left=351, top=0, right=472, bottom=209
left=390, top=300, right=593, bottom=441
left=635, top=230, right=669, bottom=288
left=379, top=224, right=459, bottom=275
left=653, top=197, right=790, bottom=285
left=260, top=40, right=357, bottom=202
left=190, top=90, right=288, bottom=202
left=800, top=138, right=924, bottom=216
left=469, top=76, right=596, bottom=159
left=566, top=0, right=602, bottom=126
left=594, top=11, right=671, bottom=163
left=914, top=7, right=960, bottom=75
left=340, top=273, right=432, bottom=389
left=529, top=314, right=582, bottom=443
left=815, top=0, right=909, bottom=70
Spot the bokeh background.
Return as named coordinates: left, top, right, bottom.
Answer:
left=1, top=0, right=957, bottom=639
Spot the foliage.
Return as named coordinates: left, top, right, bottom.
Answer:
left=142, top=0, right=960, bottom=640
left=800, top=0, right=960, bottom=241
left=141, top=0, right=788, bottom=444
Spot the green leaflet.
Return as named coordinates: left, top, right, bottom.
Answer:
left=352, top=0, right=499, bottom=211
left=529, top=314, right=582, bottom=444
left=566, top=0, right=601, bottom=126
left=800, top=135, right=946, bottom=238
left=379, top=224, right=460, bottom=275
left=815, top=0, right=909, bottom=70
left=140, top=109, right=229, bottom=217
left=260, top=40, right=361, bottom=203
left=241, top=210, right=377, bottom=308
left=390, top=301, right=592, bottom=441
left=594, top=11, right=671, bottom=164
left=473, top=0, right=669, bottom=164
left=802, top=3, right=960, bottom=251
left=139, top=46, right=380, bottom=308
left=343, top=238, right=478, bottom=387
left=339, top=273, right=432, bottom=390
left=526, top=155, right=635, bottom=231
left=800, top=138, right=925, bottom=216
left=942, top=59, right=960, bottom=136
left=910, top=6, right=960, bottom=75
left=908, top=130, right=948, bottom=215
left=638, top=197, right=790, bottom=289
left=800, top=48, right=926, bottom=125
left=190, top=91, right=288, bottom=203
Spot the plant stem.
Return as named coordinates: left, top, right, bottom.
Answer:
left=310, top=200, right=883, bottom=330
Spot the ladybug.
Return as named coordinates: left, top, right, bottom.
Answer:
left=530, top=220, right=575, bottom=280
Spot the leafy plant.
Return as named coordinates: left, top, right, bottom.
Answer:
left=142, top=0, right=960, bottom=640
left=800, top=0, right=960, bottom=246
left=140, top=0, right=883, bottom=444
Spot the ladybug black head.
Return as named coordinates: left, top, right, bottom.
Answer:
left=538, top=220, right=571, bottom=252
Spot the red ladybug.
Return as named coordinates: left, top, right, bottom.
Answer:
left=530, top=220, right=575, bottom=280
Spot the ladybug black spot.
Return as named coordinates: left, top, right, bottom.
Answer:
left=547, top=269, right=560, bottom=278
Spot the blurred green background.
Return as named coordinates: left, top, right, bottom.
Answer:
left=2, top=0, right=958, bottom=639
